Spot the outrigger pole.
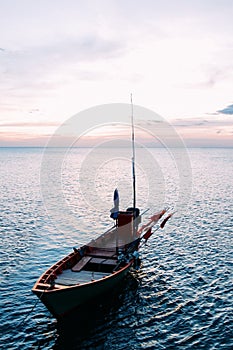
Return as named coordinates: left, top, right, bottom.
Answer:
left=130, top=93, right=136, bottom=209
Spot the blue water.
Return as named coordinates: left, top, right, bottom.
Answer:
left=0, top=147, right=232, bottom=349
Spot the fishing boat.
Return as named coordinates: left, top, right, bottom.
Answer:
left=32, top=97, right=173, bottom=319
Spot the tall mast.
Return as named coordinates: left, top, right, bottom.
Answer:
left=131, top=93, right=136, bottom=209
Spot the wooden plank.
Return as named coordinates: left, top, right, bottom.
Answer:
left=87, top=248, right=117, bottom=258
left=55, top=269, right=110, bottom=285
left=91, top=257, right=117, bottom=266
left=72, top=256, right=91, bottom=272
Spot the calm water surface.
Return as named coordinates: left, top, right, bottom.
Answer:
left=0, top=147, right=232, bottom=349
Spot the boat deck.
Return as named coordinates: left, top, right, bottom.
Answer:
left=54, top=253, right=119, bottom=287
left=55, top=269, right=111, bottom=286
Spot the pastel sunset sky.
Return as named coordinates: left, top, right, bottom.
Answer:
left=0, top=0, right=233, bottom=147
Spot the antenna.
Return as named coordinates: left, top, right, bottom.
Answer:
left=131, top=93, right=136, bottom=209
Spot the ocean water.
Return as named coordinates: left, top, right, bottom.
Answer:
left=0, top=147, right=232, bottom=349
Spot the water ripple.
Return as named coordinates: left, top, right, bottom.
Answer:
left=0, top=148, right=233, bottom=349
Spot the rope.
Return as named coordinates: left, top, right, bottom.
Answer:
left=17, top=287, right=49, bottom=328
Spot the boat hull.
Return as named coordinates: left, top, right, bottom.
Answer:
left=32, top=213, right=142, bottom=319
left=32, top=261, right=132, bottom=318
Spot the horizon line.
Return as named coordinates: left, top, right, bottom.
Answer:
left=0, top=145, right=232, bottom=149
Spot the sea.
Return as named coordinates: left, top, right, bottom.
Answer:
left=0, top=147, right=232, bottom=349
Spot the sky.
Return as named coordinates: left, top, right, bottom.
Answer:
left=0, top=0, right=233, bottom=147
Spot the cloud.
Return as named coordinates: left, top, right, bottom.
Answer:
left=1, top=0, right=233, bottom=132
left=172, top=118, right=206, bottom=127
left=196, top=69, right=228, bottom=89
left=169, top=116, right=233, bottom=147
left=1, top=35, right=126, bottom=75
left=0, top=121, right=59, bottom=127
left=172, top=117, right=233, bottom=128
left=0, top=34, right=127, bottom=98
left=217, top=104, right=233, bottom=115
left=0, top=131, right=51, bottom=147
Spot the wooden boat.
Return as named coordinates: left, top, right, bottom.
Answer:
left=32, top=208, right=142, bottom=318
left=32, top=97, right=173, bottom=319
left=32, top=206, right=171, bottom=319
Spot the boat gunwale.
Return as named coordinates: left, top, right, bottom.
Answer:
left=32, top=230, right=141, bottom=294
left=32, top=258, right=133, bottom=295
